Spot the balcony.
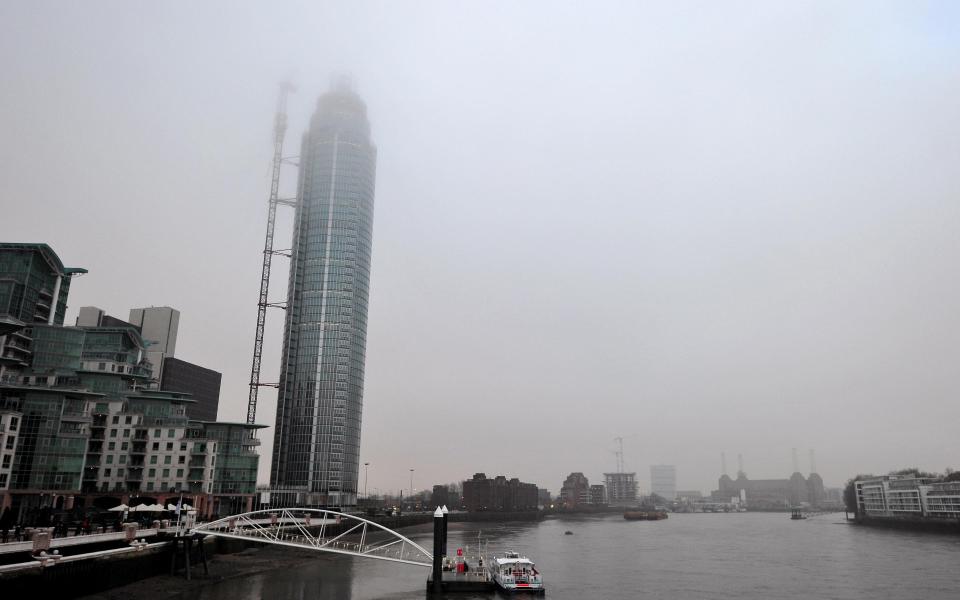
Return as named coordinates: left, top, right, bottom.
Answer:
left=188, top=469, right=206, bottom=483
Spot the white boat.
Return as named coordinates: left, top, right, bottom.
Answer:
left=489, top=551, right=545, bottom=594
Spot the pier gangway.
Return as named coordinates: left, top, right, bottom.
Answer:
left=190, top=508, right=433, bottom=567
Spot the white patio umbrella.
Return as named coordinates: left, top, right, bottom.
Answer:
left=107, top=504, right=128, bottom=512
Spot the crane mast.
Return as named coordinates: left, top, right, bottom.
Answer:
left=247, top=82, right=296, bottom=425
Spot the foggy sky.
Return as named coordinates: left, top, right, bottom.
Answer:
left=2, top=1, right=958, bottom=496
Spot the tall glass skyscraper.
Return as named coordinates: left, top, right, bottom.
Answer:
left=270, top=81, right=377, bottom=507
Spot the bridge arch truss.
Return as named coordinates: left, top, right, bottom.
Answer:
left=191, top=508, right=432, bottom=567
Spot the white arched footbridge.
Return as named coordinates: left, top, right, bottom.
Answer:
left=191, top=509, right=432, bottom=567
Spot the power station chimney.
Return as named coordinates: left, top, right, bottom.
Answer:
left=737, top=454, right=745, bottom=478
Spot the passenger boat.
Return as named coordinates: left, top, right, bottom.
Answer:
left=790, top=508, right=806, bottom=520
left=489, top=551, right=546, bottom=594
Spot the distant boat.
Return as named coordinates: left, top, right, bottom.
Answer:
left=624, top=510, right=668, bottom=521
left=791, top=508, right=806, bottom=520
left=564, top=530, right=573, bottom=535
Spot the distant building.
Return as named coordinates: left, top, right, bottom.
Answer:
left=604, top=472, right=637, bottom=506
left=713, top=471, right=826, bottom=509
left=538, top=488, right=551, bottom=507
left=676, top=490, right=704, bottom=501
left=462, top=473, right=539, bottom=512
left=855, top=476, right=960, bottom=519
left=160, top=357, right=221, bottom=421
left=75, top=306, right=140, bottom=330
left=589, top=484, right=606, bottom=506
left=560, top=472, right=590, bottom=508
left=650, top=465, right=677, bottom=500
left=432, top=484, right=449, bottom=508
left=128, top=306, right=180, bottom=383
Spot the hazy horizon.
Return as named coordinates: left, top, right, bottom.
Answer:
left=2, top=1, right=958, bottom=496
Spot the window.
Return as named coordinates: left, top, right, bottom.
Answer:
left=148, top=468, right=156, bottom=477
left=147, top=482, right=154, bottom=491
left=154, top=429, right=161, bottom=437
left=98, top=362, right=106, bottom=371
left=106, top=455, right=113, bottom=464
left=121, top=442, right=128, bottom=450
left=110, top=429, right=117, bottom=438
left=180, top=443, right=187, bottom=451
left=1, top=455, right=9, bottom=468
left=4, top=437, right=13, bottom=450
left=112, top=416, right=119, bottom=424
left=166, top=443, right=173, bottom=451
left=108, top=442, right=116, bottom=450
left=164, top=456, right=171, bottom=465
left=125, top=416, right=132, bottom=425
left=119, top=455, right=127, bottom=464
left=9, top=417, right=17, bottom=431
left=150, top=456, right=157, bottom=465
left=152, top=442, right=159, bottom=451
left=117, top=469, right=124, bottom=477
left=178, top=456, right=185, bottom=464
left=167, top=429, right=175, bottom=438
left=104, top=468, right=111, bottom=477
left=162, top=469, right=170, bottom=477
left=0, top=473, right=6, bottom=486
left=123, top=429, right=130, bottom=438
left=176, top=469, right=183, bottom=478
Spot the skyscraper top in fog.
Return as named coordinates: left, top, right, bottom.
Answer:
left=270, top=82, right=377, bottom=506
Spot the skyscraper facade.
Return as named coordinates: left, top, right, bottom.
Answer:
left=271, top=81, right=377, bottom=506
left=650, top=465, right=677, bottom=500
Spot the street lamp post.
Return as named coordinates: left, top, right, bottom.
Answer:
left=410, top=468, right=415, bottom=509
left=364, top=462, right=370, bottom=500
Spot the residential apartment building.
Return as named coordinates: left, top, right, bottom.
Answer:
left=560, top=472, right=590, bottom=508
left=462, top=473, right=539, bottom=512
left=0, top=243, right=262, bottom=518
left=604, top=472, right=638, bottom=506
left=855, top=476, right=960, bottom=519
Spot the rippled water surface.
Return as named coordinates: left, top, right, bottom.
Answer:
left=177, top=513, right=960, bottom=600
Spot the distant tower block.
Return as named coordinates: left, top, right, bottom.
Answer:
left=809, top=449, right=817, bottom=474
left=792, top=447, right=800, bottom=474
left=721, top=452, right=728, bottom=476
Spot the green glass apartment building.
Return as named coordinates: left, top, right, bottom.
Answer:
left=271, top=81, right=377, bottom=506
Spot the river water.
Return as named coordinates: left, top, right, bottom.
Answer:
left=175, top=512, right=960, bottom=600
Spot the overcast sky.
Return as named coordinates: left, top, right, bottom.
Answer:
left=2, top=1, right=958, bottom=495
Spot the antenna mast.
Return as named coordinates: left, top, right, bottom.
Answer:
left=247, top=82, right=297, bottom=425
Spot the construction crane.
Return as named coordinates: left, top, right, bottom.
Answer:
left=247, top=82, right=297, bottom=425
left=614, top=436, right=625, bottom=473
